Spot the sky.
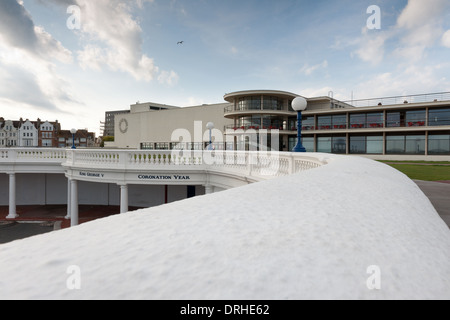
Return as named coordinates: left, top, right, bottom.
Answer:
left=0, top=0, right=450, bottom=135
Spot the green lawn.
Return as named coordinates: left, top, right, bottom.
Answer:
left=381, top=163, right=450, bottom=181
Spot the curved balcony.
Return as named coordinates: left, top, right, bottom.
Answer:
left=224, top=105, right=295, bottom=118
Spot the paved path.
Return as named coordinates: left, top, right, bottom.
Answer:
left=0, top=222, right=55, bottom=245
left=415, top=180, right=450, bottom=228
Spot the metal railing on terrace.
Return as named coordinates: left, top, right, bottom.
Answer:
left=344, top=92, right=450, bottom=108
left=224, top=105, right=293, bottom=114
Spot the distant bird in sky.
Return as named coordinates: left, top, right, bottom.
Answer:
left=177, top=41, right=184, bottom=45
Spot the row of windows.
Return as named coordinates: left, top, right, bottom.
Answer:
left=301, top=108, right=450, bottom=131
left=236, top=96, right=289, bottom=111
left=290, top=134, right=450, bottom=155
left=0, top=133, right=16, bottom=137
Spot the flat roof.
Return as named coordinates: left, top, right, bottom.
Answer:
left=224, top=90, right=302, bottom=102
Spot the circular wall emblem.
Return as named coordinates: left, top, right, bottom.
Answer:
left=119, top=118, right=128, bottom=134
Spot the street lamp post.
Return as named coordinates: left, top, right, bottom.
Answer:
left=291, top=97, right=308, bottom=153
left=70, top=128, right=77, bottom=149
left=206, top=122, right=214, bottom=150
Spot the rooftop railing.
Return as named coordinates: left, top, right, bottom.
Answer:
left=344, top=92, right=450, bottom=108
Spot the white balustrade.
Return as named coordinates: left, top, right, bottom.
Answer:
left=1, top=148, right=329, bottom=179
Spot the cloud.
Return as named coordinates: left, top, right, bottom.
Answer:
left=300, top=60, right=328, bottom=76
left=354, top=64, right=450, bottom=99
left=0, top=0, right=76, bottom=114
left=0, top=0, right=72, bottom=63
left=354, top=0, right=450, bottom=64
left=442, top=30, right=450, bottom=48
left=354, top=31, right=388, bottom=65
left=59, top=0, right=172, bottom=83
left=158, top=70, right=180, bottom=86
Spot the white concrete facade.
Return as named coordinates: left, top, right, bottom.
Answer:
left=114, top=103, right=234, bottom=149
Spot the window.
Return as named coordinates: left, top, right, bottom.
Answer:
left=317, top=137, right=332, bottom=153
left=317, top=116, right=332, bottom=130
left=332, top=136, right=346, bottom=154
left=261, top=115, right=283, bottom=130
left=238, top=97, right=261, bottom=111
left=428, top=134, right=450, bottom=155
left=405, top=135, right=425, bottom=154
left=386, top=136, right=405, bottom=154
left=429, top=108, right=450, bottom=126
left=350, top=114, right=366, bottom=129
left=405, top=110, right=426, bottom=127
left=262, top=97, right=284, bottom=110
left=366, top=113, right=383, bottom=128
left=301, top=116, right=315, bottom=131
left=332, top=115, right=347, bottom=129
left=350, top=136, right=366, bottom=154
left=155, top=142, right=169, bottom=150
left=289, top=136, right=314, bottom=152
left=386, top=112, right=400, bottom=127
left=386, top=135, right=425, bottom=154
left=366, top=136, right=383, bottom=154
left=237, top=116, right=261, bottom=129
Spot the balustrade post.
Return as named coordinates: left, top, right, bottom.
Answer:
left=288, top=154, right=295, bottom=175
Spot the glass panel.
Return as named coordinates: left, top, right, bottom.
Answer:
left=366, top=136, right=383, bottom=154
left=405, top=110, right=426, bottom=127
left=262, top=116, right=283, bottom=130
left=386, top=136, right=405, bottom=154
left=263, top=96, right=284, bottom=110
left=302, top=137, right=314, bottom=152
left=317, top=137, right=332, bottom=153
left=350, top=136, right=366, bottom=154
left=238, top=96, right=261, bottom=111
left=288, top=117, right=297, bottom=131
left=386, top=112, right=400, bottom=127
left=302, top=116, right=315, bottom=131
left=428, top=135, right=450, bottom=155
left=405, top=135, right=425, bottom=155
left=317, top=116, right=332, bottom=130
left=288, top=136, right=296, bottom=151
left=332, top=115, right=347, bottom=129
left=332, top=136, right=346, bottom=154
left=350, top=114, right=366, bottom=129
left=366, top=113, right=383, bottom=128
left=237, top=116, right=261, bottom=129
left=429, top=108, right=450, bottom=126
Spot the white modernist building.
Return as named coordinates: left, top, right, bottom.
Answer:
left=111, top=90, right=450, bottom=161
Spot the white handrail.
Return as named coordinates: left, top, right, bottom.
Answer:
left=0, top=148, right=329, bottom=179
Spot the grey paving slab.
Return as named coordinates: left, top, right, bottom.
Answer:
left=415, top=180, right=450, bottom=228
